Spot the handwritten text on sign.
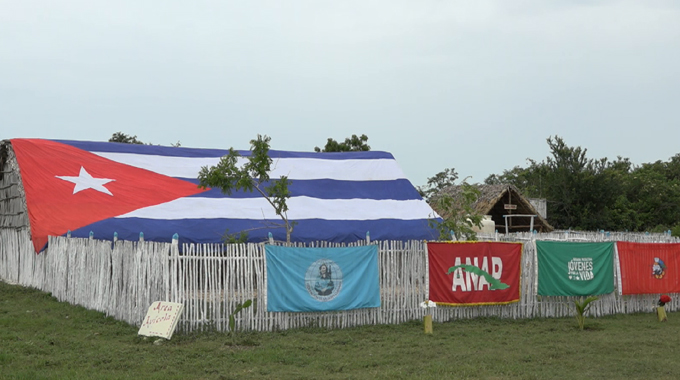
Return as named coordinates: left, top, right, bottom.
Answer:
left=138, top=301, right=184, bottom=340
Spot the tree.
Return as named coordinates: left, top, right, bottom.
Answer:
left=598, top=157, right=638, bottom=231
left=626, top=161, right=680, bottom=231
left=485, top=135, right=680, bottom=233
left=315, top=134, right=370, bottom=152
left=485, top=163, right=545, bottom=197
left=418, top=167, right=458, bottom=201
left=485, top=136, right=640, bottom=231
left=109, top=132, right=145, bottom=144
left=428, top=179, right=483, bottom=241
left=197, top=135, right=294, bottom=242
left=536, top=137, right=640, bottom=231
left=541, top=136, right=603, bottom=229
left=421, top=168, right=482, bottom=241
left=108, top=132, right=181, bottom=147
left=573, top=296, right=599, bottom=330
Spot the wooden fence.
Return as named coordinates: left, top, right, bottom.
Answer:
left=1, top=227, right=679, bottom=332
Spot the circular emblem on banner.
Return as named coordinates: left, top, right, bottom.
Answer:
left=653, top=257, right=667, bottom=279
left=305, top=259, right=342, bottom=302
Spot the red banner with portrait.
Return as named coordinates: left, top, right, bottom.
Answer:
left=617, top=242, right=680, bottom=295
left=427, top=242, right=523, bottom=306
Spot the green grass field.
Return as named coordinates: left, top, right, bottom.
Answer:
left=1, top=281, right=679, bottom=380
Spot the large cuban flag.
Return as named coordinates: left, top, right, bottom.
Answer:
left=10, top=139, right=438, bottom=252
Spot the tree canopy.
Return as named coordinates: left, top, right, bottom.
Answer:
left=108, top=132, right=181, bottom=147
left=109, top=132, right=145, bottom=145
left=485, top=136, right=680, bottom=234
left=427, top=180, right=483, bottom=241
left=420, top=167, right=482, bottom=241
left=314, top=134, right=370, bottom=152
left=417, top=167, right=458, bottom=202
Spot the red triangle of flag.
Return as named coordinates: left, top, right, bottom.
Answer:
left=11, top=139, right=208, bottom=252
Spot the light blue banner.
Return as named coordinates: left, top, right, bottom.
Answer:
left=266, top=245, right=381, bottom=312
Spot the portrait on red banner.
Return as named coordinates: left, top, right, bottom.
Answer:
left=617, top=242, right=680, bottom=295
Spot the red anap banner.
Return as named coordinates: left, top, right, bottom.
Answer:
left=427, top=242, right=523, bottom=306
left=617, top=241, right=680, bottom=295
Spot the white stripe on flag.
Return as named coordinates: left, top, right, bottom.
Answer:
left=115, top=197, right=439, bottom=220
left=92, top=152, right=407, bottom=181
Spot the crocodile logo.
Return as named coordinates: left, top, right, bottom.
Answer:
left=447, top=264, right=509, bottom=290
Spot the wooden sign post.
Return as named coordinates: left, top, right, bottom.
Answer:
left=138, top=301, right=184, bottom=340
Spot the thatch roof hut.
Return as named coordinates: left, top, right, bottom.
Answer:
left=431, top=184, right=554, bottom=233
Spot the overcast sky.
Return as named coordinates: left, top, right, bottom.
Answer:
left=2, top=0, right=679, bottom=187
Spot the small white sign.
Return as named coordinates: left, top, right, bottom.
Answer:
left=504, top=204, right=517, bottom=210
left=138, top=301, right=184, bottom=340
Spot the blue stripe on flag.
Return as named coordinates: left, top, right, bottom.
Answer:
left=183, top=179, right=422, bottom=200
left=265, top=245, right=381, bottom=312
left=71, top=218, right=438, bottom=246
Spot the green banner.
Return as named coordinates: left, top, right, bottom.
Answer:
left=536, top=241, right=614, bottom=296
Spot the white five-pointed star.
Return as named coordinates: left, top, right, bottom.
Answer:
left=56, top=166, right=115, bottom=196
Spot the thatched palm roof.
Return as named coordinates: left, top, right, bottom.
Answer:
left=430, top=184, right=554, bottom=233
